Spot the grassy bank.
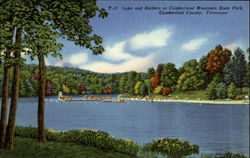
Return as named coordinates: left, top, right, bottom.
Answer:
left=171, top=90, right=208, bottom=100
left=1, top=137, right=247, bottom=158
left=0, top=137, right=137, bottom=158
left=122, top=88, right=249, bottom=104
left=0, top=125, right=247, bottom=158
left=171, top=88, right=249, bottom=100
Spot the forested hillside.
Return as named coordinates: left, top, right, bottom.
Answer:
left=0, top=45, right=249, bottom=99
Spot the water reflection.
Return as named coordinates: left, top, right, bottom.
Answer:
left=6, top=96, right=249, bottom=155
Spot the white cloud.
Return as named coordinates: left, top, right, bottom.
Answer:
left=68, top=53, right=88, bottom=66
left=53, top=27, right=174, bottom=72
left=129, top=28, right=172, bottom=50
left=224, top=42, right=242, bottom=52
left=181, top=38, right=207, bottom=51
left=81, top=53, right=157, bottom=73
left=55, top=52, right=88, bottom=66
left=103, top=41, right=134, bottom=61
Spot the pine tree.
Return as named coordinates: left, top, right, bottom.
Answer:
left=223, top=48, right=246, bottom=93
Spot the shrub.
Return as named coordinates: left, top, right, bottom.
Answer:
left=216, top=82, right=227, bottom=99
left=143, top=138, right=199, bottom=157
left=235, top=95, right=244, bottom=100
left=14, top=126, right=139, bottom=156
left=227, top=83, right=239, bottom=99
left=206, top=80, right=217, bottom=100
left=162, top=87, right=171, bottom=96
left=153, top=85, right=163, bottom=95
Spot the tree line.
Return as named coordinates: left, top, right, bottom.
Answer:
left=1, top=45, right=248, bottom=100
left=0, top=0, right=108, bottom=150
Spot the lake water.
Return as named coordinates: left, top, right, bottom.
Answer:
left=3, top=96, right=249, bottom=156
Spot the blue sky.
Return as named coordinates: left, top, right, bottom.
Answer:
left=41, top=1, right=249, bottom=73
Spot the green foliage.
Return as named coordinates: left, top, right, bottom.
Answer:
left=62, top=85, right=70, bottom=94
left=127, top=71, right=137, bottom=95
left=223, top=48, right=246, bottom=90
left=140, top=83, right=147, bottom=96
left=153, top=85, right=163, bottom=95
left=134, top=81, right=143, bottom=95
left=206, top=74, right=227, bottom=100
left=227, top=83, right=239, bottom=99
left=119, top=74, right=128, bottom=94
left=216, top=82, right=227, bottom=99
left=2, top=137, right=137, bottom=158
left=177, top=60, right=206, bottom=91
left=14, top=126, right=140, bottom=156
left=160, top=63, right=179, bottom=88
left=143, top=138, right=199, bottom=157
left=147, top=67, right=155, bottom=79
left=206, top=80, right=217, bottom=100
left=144, top=79, right=151, bottom=95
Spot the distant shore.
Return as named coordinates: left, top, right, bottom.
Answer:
left=124, top=98, right=249, bottom=105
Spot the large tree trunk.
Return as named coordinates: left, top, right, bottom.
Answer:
left=37, top=54, right=47, bottom=143
left=4, top=27, right=22, bottom=150
left=0, top=51, right=11, bottom=148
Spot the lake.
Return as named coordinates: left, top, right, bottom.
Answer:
left=4, top=95, right=249, bottom=156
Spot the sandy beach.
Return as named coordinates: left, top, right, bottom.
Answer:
left=124, top=98, right=249, bottom=105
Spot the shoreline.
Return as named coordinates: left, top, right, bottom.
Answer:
left=124, top=98, right=249, bottom=105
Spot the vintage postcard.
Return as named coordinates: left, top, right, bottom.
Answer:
left=0, top=0, right=249, bottom=157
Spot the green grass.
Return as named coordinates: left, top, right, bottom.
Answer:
left=242, top=87, right=249, bottom=96
left=0, top=137, right=138, bottom=158
left=171, top=90, right=208, bottom=100
left=171, top=87, right=249, bottom=101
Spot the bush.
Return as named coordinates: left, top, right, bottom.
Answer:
left=162, top=87, right=171, bottom=96
left=227, top=83, right=239, bottom=99
left=14, top=126, right=140, bottom=156
left=206, top=80, right=217, bottom=100
left=143, top=138, right=199, bottom=157
left=235, top=95, right=244, bottom=100
left=216, top=82, right=227, bottom=99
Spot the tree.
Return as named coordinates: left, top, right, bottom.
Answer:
left=153, top=85, right=163, bottom=95
left=160, top=63, right=178, bottom=88
left=227, top=83, right=239, bottom=99
left=176, top=60, right=206, bottom=91
left=79, top=83, right=86, bottom=94
left=206, top=80, right=217, bottom=100
left=134, top=81, right=143, bottom=95
left=119, top=74, right=128, bottom=94
left=144, top=79, right=151, bottom=95
left=198, top=56, right=210, bottom=88
left=162, top=87, right=171, bottom=96
left=0, top=1, right=17, bottom=148
left=1, top=0, right=108, bottom=148
left=5, top=27, right=23, bottom=150
left=25, top=23, right=63, bottom=143
left=135, top=73, right=142, bottom=82
left=223, top=48, right=246, bottom=93
left=62, top=85, right=70, bottom=94
left=46, top=81, right=53, bottom=96
left=140, top=83, right=147, bottom=96
left=147, top=67, right=155, bottom=79
left=102, top=87, right=112, bottom=94
left=150, top=76, right=159, bottom=90
left=244, top=48, right=250, bottom=87
left=0, top=27, right=13, bottom=148
left=127, top=71, right=137, bottom=95
left=216, top=82, right=227, bottom=99
left=150, top=64, right=163, bottom=90
left=206, top=45, right=231, bottom=74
